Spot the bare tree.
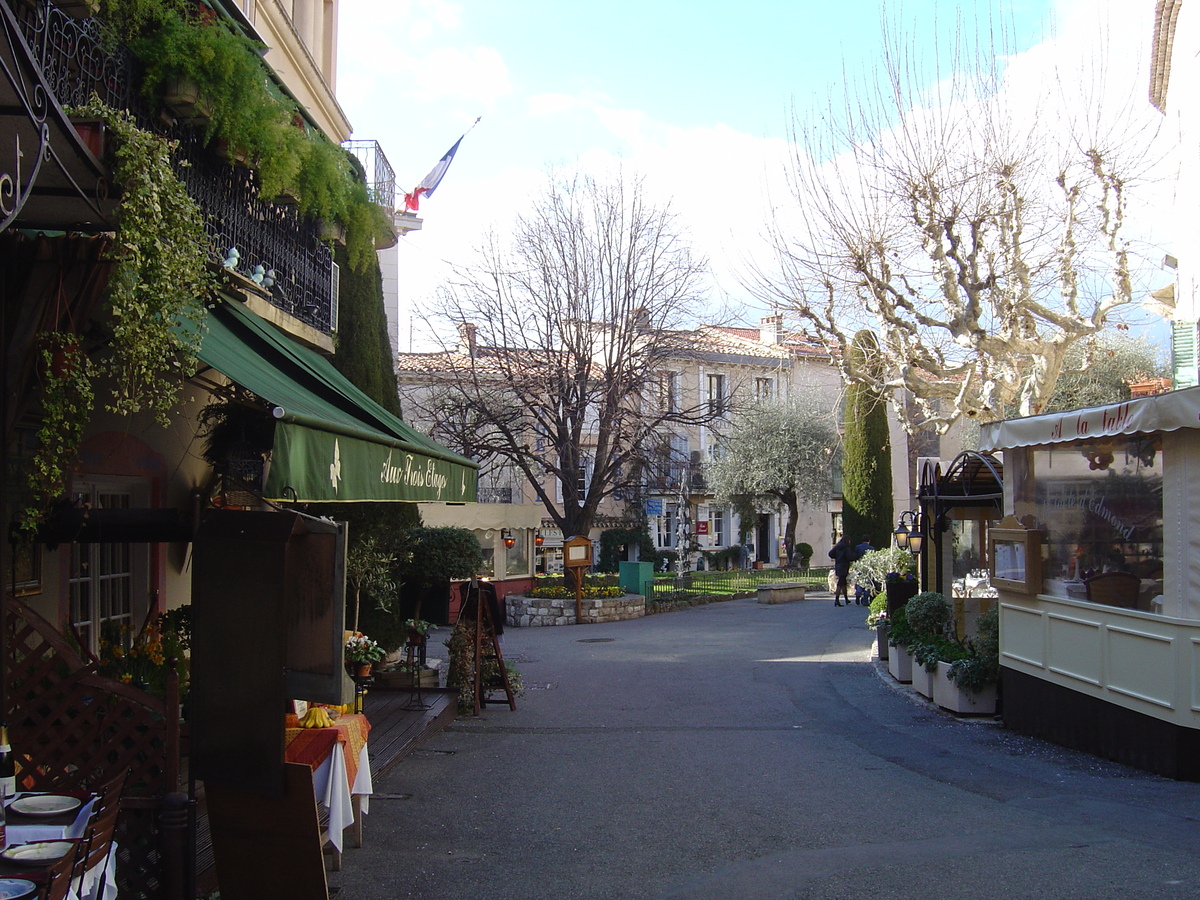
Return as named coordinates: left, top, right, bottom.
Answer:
left=405, top=171, right=718, bottom=538
left=748, top=16, right=1161, bottom=432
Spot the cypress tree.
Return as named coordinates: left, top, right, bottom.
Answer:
left=842, top=331, right=893, bottom=548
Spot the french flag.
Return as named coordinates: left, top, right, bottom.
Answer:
left=403, top=119, right=479, bottom=212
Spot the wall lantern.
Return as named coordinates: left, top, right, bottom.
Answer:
left=502, top=528, right=516, bottom=549
left=893, top=510, right=924, bottom=554
left=534, top=529, right=544, bottom=547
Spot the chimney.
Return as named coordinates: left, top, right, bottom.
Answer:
left=631, top=307, right=651, bottom=332
left=760, top=314, right=784, bottom=344
left=457, top=322, right=477, bottom=357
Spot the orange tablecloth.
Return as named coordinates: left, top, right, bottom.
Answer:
left=285, top=713, right=371, bottom=790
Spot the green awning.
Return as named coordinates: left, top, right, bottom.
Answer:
left=197, top=300, right=478, bottom=503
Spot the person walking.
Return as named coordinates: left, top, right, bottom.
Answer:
left=853, top=535, right=875, bottom=605
left=828, top=534, right=855, bottom=606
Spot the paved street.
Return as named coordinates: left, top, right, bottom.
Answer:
left=330, top=596, right=1200, bottom=900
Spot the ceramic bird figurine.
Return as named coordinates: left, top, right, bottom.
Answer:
left=262, top=269, right=276, bottom=289
left=251, top=264, right=265, bottom=284
left=222, top=247, right=240, bottom=268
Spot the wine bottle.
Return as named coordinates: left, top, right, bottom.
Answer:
left=0, top=726, right=16, bottom=798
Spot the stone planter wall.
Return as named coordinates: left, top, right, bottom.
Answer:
left=506, top=593, right=645, bottom=627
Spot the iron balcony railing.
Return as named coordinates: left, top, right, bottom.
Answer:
left=343, top=140, right=396, bottom=212
left=13, top=0, right=337, bottom=332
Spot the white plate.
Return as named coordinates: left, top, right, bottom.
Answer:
left=8, top=795, right=81, bottom=817
left=0, top=879, right=37, bottom=899
left=0, top=842, right=72, bottom=866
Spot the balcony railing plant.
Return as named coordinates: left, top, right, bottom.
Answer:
left=15, top=0, right=392, bottom=331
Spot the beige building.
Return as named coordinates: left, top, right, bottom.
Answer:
left=396, top=314, right=923, bottom=574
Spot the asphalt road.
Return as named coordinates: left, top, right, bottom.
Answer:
left=329, top=595, right=1200, bottom=900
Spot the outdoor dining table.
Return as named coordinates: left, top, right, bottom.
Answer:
left=0, top=791, right=114, bottom=900
left=284, top=712, right=372, bottom=855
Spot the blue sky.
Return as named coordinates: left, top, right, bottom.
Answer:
left=337, top=0, right=1167, bottom=350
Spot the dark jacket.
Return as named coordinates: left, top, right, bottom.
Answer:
left=829, top=539, right=855, bottom=577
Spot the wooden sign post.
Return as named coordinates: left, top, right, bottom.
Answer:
left=562, top=535, right=593, bottom=622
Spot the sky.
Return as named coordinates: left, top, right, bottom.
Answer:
left=336, top=0, right=1172, bottom=353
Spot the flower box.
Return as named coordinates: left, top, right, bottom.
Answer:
left=876, top=625, right=889, bottom=661
left=933, top=661, right=997, bottom=715
left=887, top=643, right=912, bottom=683
left=911, top=661, right=934, bottom=698
left=162, top=77, right=213, bottom=126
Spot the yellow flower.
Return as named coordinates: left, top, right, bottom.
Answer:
left=120, top=674, right=132, bottom=684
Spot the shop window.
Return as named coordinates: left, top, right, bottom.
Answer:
left=1031, top=437, right=1163, bottom=610
left=505, top=529, right=530, bottom=577
left=473, top=529, right=496, bottom=578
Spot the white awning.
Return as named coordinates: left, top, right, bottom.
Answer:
left=979, top=387, right=1200, bottom=451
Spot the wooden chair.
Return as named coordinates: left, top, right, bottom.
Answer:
left=74, top=768, right=128, bottom=900
left=37, top=842, right=86, bottom=900
left=1084, top=572, right=1141, bottom=609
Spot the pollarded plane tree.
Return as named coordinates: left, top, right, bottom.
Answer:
left=748, top=16, right=1160, bottom=432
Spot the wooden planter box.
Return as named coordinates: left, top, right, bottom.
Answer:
left=933, top=661, right=997, bottom=715
left=163, top=78, right=213, bottom=126
left=887, top=643, right=913, bottom=683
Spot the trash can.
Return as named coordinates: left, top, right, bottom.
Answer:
left=619, top=561, right=655, bottom=597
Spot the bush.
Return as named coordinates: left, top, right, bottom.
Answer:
left=850, top=548, right=913, bottom=589
left=865, top=590, right=888, bottom=628
left=949, top=606, right=1000, bottom=692
left=905, top=591, right=952, bottom=640
left=794, top=542, right=814, bottom=569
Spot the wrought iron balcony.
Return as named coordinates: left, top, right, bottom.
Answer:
left=343, top=140, right=395, bottom=212
left=10, top=0, right=336, bottom=332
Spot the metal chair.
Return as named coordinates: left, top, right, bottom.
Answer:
left=1084, top=572, right=1141, bottom=609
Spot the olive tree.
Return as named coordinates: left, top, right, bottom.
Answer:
left=705, top=395, right=840, bottom=568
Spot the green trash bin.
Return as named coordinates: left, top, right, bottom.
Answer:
left=619, top=561, right=655, bottom=597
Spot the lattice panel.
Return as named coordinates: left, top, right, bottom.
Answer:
left=5, top=600, right=180, bottom=898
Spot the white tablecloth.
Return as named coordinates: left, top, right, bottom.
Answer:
left=310, top=744, right=372, bottom=853
left=6, top=796, right=116, bottom=900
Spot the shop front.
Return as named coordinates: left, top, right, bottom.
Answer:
left=980, top=387, right=1200, bottom=779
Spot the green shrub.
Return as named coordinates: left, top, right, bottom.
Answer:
left=905, top=591, right=952, bottom=640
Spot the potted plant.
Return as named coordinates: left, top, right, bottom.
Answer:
left=404, top=619, right=436, bottom=643
left=936, top=606, right=1000, bottom=715
left=343, top=631, right=385, bottom=677
left=865, top=591, right=889, bottom=661
left=886, top=606, right=915, bottom=683
left=903, top=591, right=954, bottom=698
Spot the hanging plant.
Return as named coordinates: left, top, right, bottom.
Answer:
left=72, top=97, right=213, bottom=423
left=97, top=0, right=390, bottom=272
left=21, top=333, right=94, bottom=531
left=19, top=99, right=215, bottom=529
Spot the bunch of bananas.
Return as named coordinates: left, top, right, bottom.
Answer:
left=299, top=707, right=334, bottom=728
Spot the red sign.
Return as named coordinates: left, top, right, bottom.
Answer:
left=696, top=522, right=709, bottom=535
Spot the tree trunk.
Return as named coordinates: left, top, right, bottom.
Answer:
left=782, top=491, right=799, bottom=568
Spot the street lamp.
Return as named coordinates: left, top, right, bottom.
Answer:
left=893, top=510, right=924, bottom=554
